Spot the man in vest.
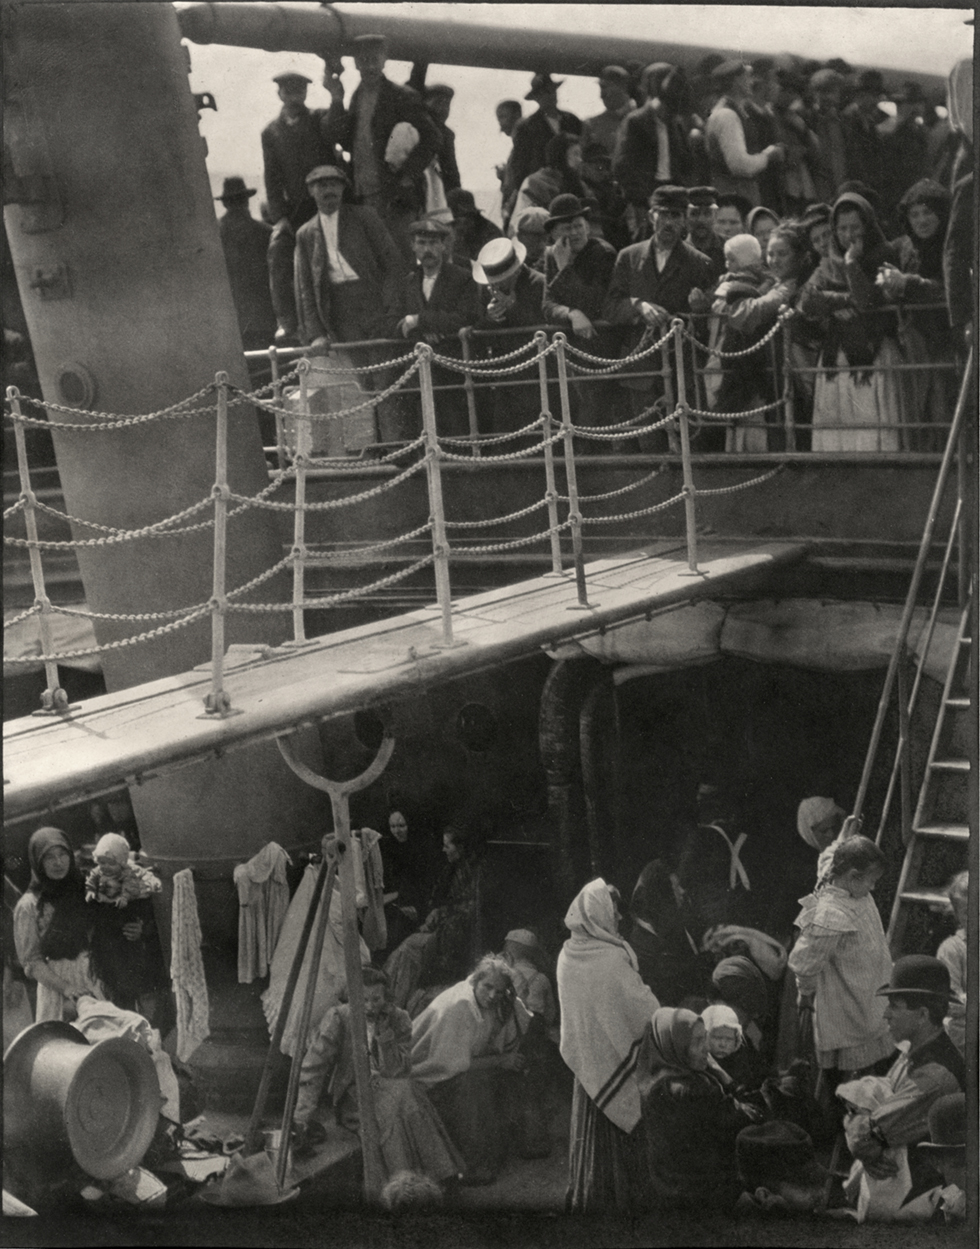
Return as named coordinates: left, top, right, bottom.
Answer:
left=705, top=61, right=784, bottom=208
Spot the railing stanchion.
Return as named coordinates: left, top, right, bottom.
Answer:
left=781, top=314, right=797, bottom=452
left=270, top=345, right=286, bottom=471
left=291, top=359, right=311, bottom=643
left=957, top=403, right=968, bottom=609
left=418, top=344, right=456, bottom=645
left=672, top=320, right=699, bottom=574
left=662, top=337, right=678, bottom=454
left=536, top=331, right=563, bottom=576
left=8, top=386, right=71, bottom=714
left=204, top=371, right=233, bottom=715
left=896, top=646, right=913, bottom=846
left=554, top=334, right=589, bottom=607
left=459, top=327, right=481, bottom=457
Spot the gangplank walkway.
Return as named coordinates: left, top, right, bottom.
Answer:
left=3, top=540, right=804, bottom=821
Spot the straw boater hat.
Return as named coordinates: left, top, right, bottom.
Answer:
left=474, top=237, right=526, bottom=285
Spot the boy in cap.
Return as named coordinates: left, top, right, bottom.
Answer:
left=261, top=71, right=336, bottom=343
left=323, top=33, right=440, bottom=261
left=581, top=66, right=636, bottom=160
left=736, top=1121, right=829, bottom=1212
left=507, top=74, right=582, bottom=210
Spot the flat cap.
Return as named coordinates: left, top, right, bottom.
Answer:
left=649, top=185, right=689, bottom=211
left=408, top=213, right=452, bottom=237
left=305, top=164, right=350, bottom=186
left=598, top=65, right=630, bottom=85
left=686, top=185, right=719, bottom=206
left=273, top=72, right=311, bottom=86
left=711, top=59, right=750, bottom=82
left=352, top=33, right=388, bottom=47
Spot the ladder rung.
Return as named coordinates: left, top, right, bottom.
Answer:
left=900, top=888, right=952, bottom=908
left=913, top=822, right=970, bottom=841
left=946, top=697, right=970, bottom=709
left=930, top=758, right=970, bottom=772
left=959, top=636, right=972, bottom=646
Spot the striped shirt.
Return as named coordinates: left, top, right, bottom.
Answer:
left=789, top=885, right=892, bottom=1064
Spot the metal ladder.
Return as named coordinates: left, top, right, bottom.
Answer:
left=887, top=581, right=973, bottom=954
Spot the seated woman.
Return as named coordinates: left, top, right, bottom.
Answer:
left=798, top=190, right=907, bottom=452
left=411, top=955, right=544, bottom=1185
left=13, top=827, right=107, bottom=1021
left=383, top=824, right=483, bottom=1011
left=511, top=134, right=587, bottom=225
left=378, top=809, right=434, bottom=958
left=877, top=178, right=957, bottom=452
left=628, top=859, right=705, bottom=1005
left=637, top=1006, right=760, bottom=1210
left=292, top=967, right=462, bottom=1189
left=710, top=954, right=775, bottom=1087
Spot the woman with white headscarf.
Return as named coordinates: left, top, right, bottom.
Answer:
left=557, top=877, right=659, bottom=1212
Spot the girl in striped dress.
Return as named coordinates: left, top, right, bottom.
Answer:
left=788, top=836, right=894, bottom=1091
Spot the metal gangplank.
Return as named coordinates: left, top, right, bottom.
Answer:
left=2, top=538, right=804, bottom=824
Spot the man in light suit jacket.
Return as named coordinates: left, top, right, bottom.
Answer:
left=294, top=165, right=402, bottom=349
left=385, top=214, right=481, bottom=437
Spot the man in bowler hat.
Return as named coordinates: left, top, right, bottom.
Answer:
left=215, top=178, right=278, bottom=391
left=506, top=74, right=582, bottom=215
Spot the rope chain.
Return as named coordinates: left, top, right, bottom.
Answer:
left=681, top=310, right=792, bottom=359
left=227, top=554, right=436, bottom=612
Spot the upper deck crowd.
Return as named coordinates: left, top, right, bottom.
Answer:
left=216, top=35, right=974, bottom=453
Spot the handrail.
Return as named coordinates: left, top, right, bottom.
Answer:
left=851, top=346, right=975, bottom=830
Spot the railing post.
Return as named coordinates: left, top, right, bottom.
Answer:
left=417, top=343, right=457, bottom=646
left=957, top=400, right=969, bottom=610
left=896, top=646, right=913, bottom=846
left=535, top=331, right=563, bottom=576
left=7, top=386, right=72, bottom=714
left=291, top=358, right=312, bottom=643
left=203, top=371, right=234, bottom=716
left=662, top=336, right=679, bottom=454
left=672, top=319, right=699, bottom=574
left=781, top=314, right=797, bottom=453
left=458, top=326, right=481, bottom=456
left=553, top=333, right=590, bottom=607
left=269, top=345, right=287, bottom=471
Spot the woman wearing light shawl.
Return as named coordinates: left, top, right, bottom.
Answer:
left=637, top=1006, right=758, bottom=1210
left=557, top=878, right=659, bottom=1212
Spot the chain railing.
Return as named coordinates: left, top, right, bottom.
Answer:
left=9, top=303, right=953, bottom=717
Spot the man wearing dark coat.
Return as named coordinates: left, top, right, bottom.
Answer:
left=447, top=189, right=503, bottom=266
left=425, top=84, right=462, bottom=195
left=385, top=215, right=481, bottom=438
left=215, top=177, right=277, bottom=354
left=506, top=74, right=582, bottom=223
left=323, top=34, right=440, bottom=262
left=603, top=185, right=714, bottom=447
left=613, top=63, right=695, bottom=220
left=262, top=71, right=335, bottom=343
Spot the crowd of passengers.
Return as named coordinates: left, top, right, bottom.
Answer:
left=11, top=789, right=968, bottom=1220
left=217, top=37, right=973, bottom=454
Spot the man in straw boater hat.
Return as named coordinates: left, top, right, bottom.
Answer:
left=473, top=236, right=546, bottom=436
left=844, top=956, right=965, bottom=1206
left=261, top=70, right=337, bottom=344
left=214, top=177, right=277, bottom=362
left=603, top=185, right=715, bottom=449
left=323, top=33, right=440, bottom=261
left=383, top=213, right=480, bottom=438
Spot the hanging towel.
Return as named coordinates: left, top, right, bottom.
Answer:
left=261, top=861, right=370, bottom=1057
left=233, top=842, right=292, bottom=983
left=171, top=869, right=210, bottom=1063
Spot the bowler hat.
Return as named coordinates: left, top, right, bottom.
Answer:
left=425, top=83, right=455, bottom=99
left=711, top=59, right=750, bottom=83
left=545, top=193, right=592, bottom=229
left=877, top=954, right=952, bottom=1000
left=687, top=185, right=719, bottom=207
left=216, top=176, right=256, bottom=202
left=919, top=1094, right=966, bottom=1152
left=737, top=1122, right=828, bottom=1190
left=408, top=213, right=452, bottom=238
left=526, top=72, right=563, bottom=100
left=447, top=188, right=481, bottom=218
left=474, top=237, right=526, bottom=286
left=273, top=72, right=312, bottom=87
left=649, top=185, right=689, bottom=212
left=305, top=164, right=350, bottom=187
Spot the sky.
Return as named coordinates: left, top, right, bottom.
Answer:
left=185, top=3, right=974, bottom=219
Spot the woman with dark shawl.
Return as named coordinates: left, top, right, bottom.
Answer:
left=637, top=1006, right=759, bottom=1210
left=878, top=178, right=956, bottom=451
left=557, top=878, right=659, bottom=1212
left=12, top=827, right=106, bottom=1021
left=799, top=190, right=907, bottom=451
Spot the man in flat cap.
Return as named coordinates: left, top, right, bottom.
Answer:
left=604, top=185, right=714, bottom=447
left=424, top=84, right=461, bottom=196
left=581, top=66, right=636, bottom=160
left=384, top=214, right=480, bottom=437
left=506, top=74, right=582, bottom=222
left=685, top=186, right=726, bottom=280
left=844, top=957, right=964, bottom=1203
left=879, top=82, right=930, bottom=225
left=705, top=61, right=784, bottom=208
left=613, top=63, right=695, bottom=239
left=323, top=34, right=440, bottom=263
left=215, top=178, right=277, bottom=379
left=262, top=71, right=337, bottom=343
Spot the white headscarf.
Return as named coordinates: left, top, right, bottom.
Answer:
left=700, top=1003, right=743, bottom=1048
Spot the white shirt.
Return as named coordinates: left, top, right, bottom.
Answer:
left=654, top=115, right=671, bottom=183
left=421, top=272, right=437, bottom=302
left=318, top=211, right=360, bottom=285
left=653, top=244, right=672, bottom=273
